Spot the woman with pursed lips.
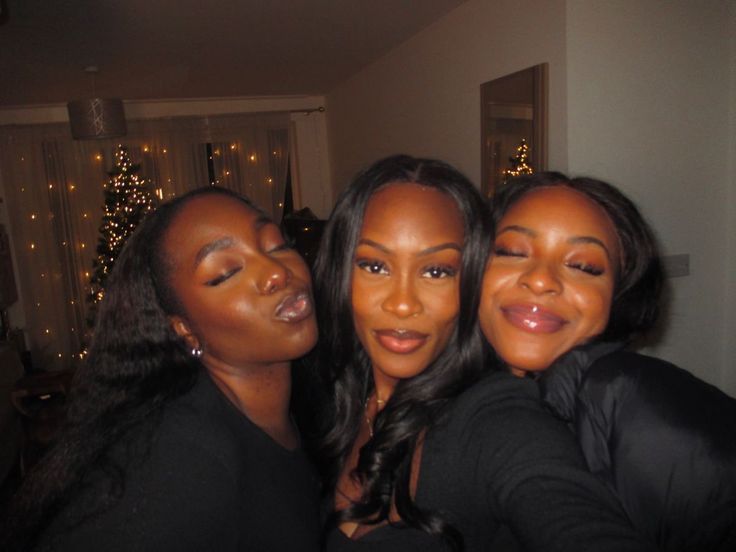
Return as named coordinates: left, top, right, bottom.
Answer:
left=479, top=172, right=736, bottom=551
left=3, top=187, right=321, bottom=551
left=312, top=155, right=655, bottom=552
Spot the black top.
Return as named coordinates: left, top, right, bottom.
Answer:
left=325, top=372, right=654, bottom=552
left=37, top=372, right=321, bottom=551
left=540, top=344, right=736, bottom=552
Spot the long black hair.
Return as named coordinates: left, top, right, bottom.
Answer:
left=2, top=186, right=260, bottom=550
left=313, top=155, right=491, bottom=547
left=491, top=172, right=665, bottom=341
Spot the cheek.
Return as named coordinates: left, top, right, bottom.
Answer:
left=575, top=283, right=614, bottom=335
left=426, top=286, right=460, bottom=334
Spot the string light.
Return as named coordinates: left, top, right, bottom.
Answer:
left=85, top=145, right=158, bottom=334
left=502, top=139, right=534, bottom=183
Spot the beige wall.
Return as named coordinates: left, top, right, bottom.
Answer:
left=726, top=1, right=736, bottom=395
left=565, top=1, right=735, bottom=394
left=326, top=0, right=568, bottom=193
left=325, top=0, right=735, bottom=395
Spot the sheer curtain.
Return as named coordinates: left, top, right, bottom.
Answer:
left=0, top=112, right=290, bottom=371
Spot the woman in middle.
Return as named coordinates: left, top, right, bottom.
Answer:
left=313, top=154, right=654, bottom=551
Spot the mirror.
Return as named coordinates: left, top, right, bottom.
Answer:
left=481, top=63, right=548, bottom=197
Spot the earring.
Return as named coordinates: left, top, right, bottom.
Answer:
left=191, top=346, right=203, bottom=358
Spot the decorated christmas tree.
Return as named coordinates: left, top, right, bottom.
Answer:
left=86, top=145, right=158, bottom=330
left=502, top=138, right=534, bottom=184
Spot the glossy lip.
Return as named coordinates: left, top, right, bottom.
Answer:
left=274, top=290, right=313, bottom=323
left=501, top=303, right=568, bottom=334
left=373, top=328, right=429, bottom=355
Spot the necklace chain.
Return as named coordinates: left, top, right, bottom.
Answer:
left=364, top=395, right=386, bottom=439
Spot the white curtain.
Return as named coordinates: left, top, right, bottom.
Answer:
left=0, top=112, right=290, bottom=371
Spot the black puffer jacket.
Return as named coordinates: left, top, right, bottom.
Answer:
left=539, top=343, right=736, bottom=551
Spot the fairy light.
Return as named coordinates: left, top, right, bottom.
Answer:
left=502, top=139, right=534, bottom=183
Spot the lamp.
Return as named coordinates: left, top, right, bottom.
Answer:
left=67, top=66, right=127, bottom=140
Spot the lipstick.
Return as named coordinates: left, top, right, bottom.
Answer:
left=274, top=291, right=313, bottom=323
left=373, top=329, right=429, bottom=354
left=501, top=304, right=567, bottom=333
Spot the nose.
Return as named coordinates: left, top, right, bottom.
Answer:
left=518, top=261, right=562, bottom=295
left=258, top=258, right=292, bottom=295
left=381, top=276, right=422, bottom=318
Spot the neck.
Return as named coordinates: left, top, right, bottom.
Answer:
left=206, top=360, right=297, bottom=449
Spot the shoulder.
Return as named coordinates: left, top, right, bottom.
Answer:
left=430, top=371, right=586, bottom=472
left=580, top=351, right=736, bottom=427
left=575, top=351, right=736, bottom=550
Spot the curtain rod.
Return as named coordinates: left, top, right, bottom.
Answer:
left=289, top=106, right=325, bottom=115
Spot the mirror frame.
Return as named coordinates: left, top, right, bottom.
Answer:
left=481, top=63, right=548, bottom=197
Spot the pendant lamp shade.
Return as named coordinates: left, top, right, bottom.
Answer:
left=67, top=98, right=127, bottom=140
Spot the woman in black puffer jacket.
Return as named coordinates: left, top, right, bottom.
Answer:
left=479, top=171, right=736, bottom=551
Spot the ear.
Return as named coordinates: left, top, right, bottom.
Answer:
left=169, top=315, right=199, bottom=350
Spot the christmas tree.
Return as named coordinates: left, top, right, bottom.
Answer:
left=86, top=145, right=158, bottom=330
left=502, top=138, right=534, bottom=184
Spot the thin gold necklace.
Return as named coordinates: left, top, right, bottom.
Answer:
left=364, top=395, right=386, bottom=439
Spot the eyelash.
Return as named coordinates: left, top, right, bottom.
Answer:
left=355, top=259, right=456, bottom=279
left=494, top=246, right=525, bottom=257
left=422, top=265, right=457, bottom=279
left=356, top=259, right=388, bottom=275
left=566, top=262, right=604, bottom=276
left=495, top=246, right=604, bottom=276
left=205, top=267, right=242, bottom=286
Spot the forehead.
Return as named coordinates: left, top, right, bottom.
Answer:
left=361, top=182, right=464, bottom=238
left=164, top=194, right=262, bottom=254
left=502, top=186, right=617, bottom=238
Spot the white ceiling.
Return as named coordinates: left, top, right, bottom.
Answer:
left=0, top=0, right=468, bottom=106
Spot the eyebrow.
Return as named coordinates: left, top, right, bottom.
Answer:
left=357, top=238, right=462, bottom=256
left=254, top=215, right=272, bottom=230
left=194, top=237, right=235, bottom=268
left=496, top=225, right=612, bottom=258
left=191, top=215, right=275, bottom=269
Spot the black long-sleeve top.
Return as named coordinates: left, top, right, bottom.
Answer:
left=326, top=371, right=655, bottom=551
left=36, top=372, right=321, bottom=551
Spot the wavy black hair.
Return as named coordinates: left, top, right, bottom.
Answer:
left=313, top=155, right=491, bottom=548
left=2, top=186, right=261, bottom=550
left=490, top=172, right=664, bottom=342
